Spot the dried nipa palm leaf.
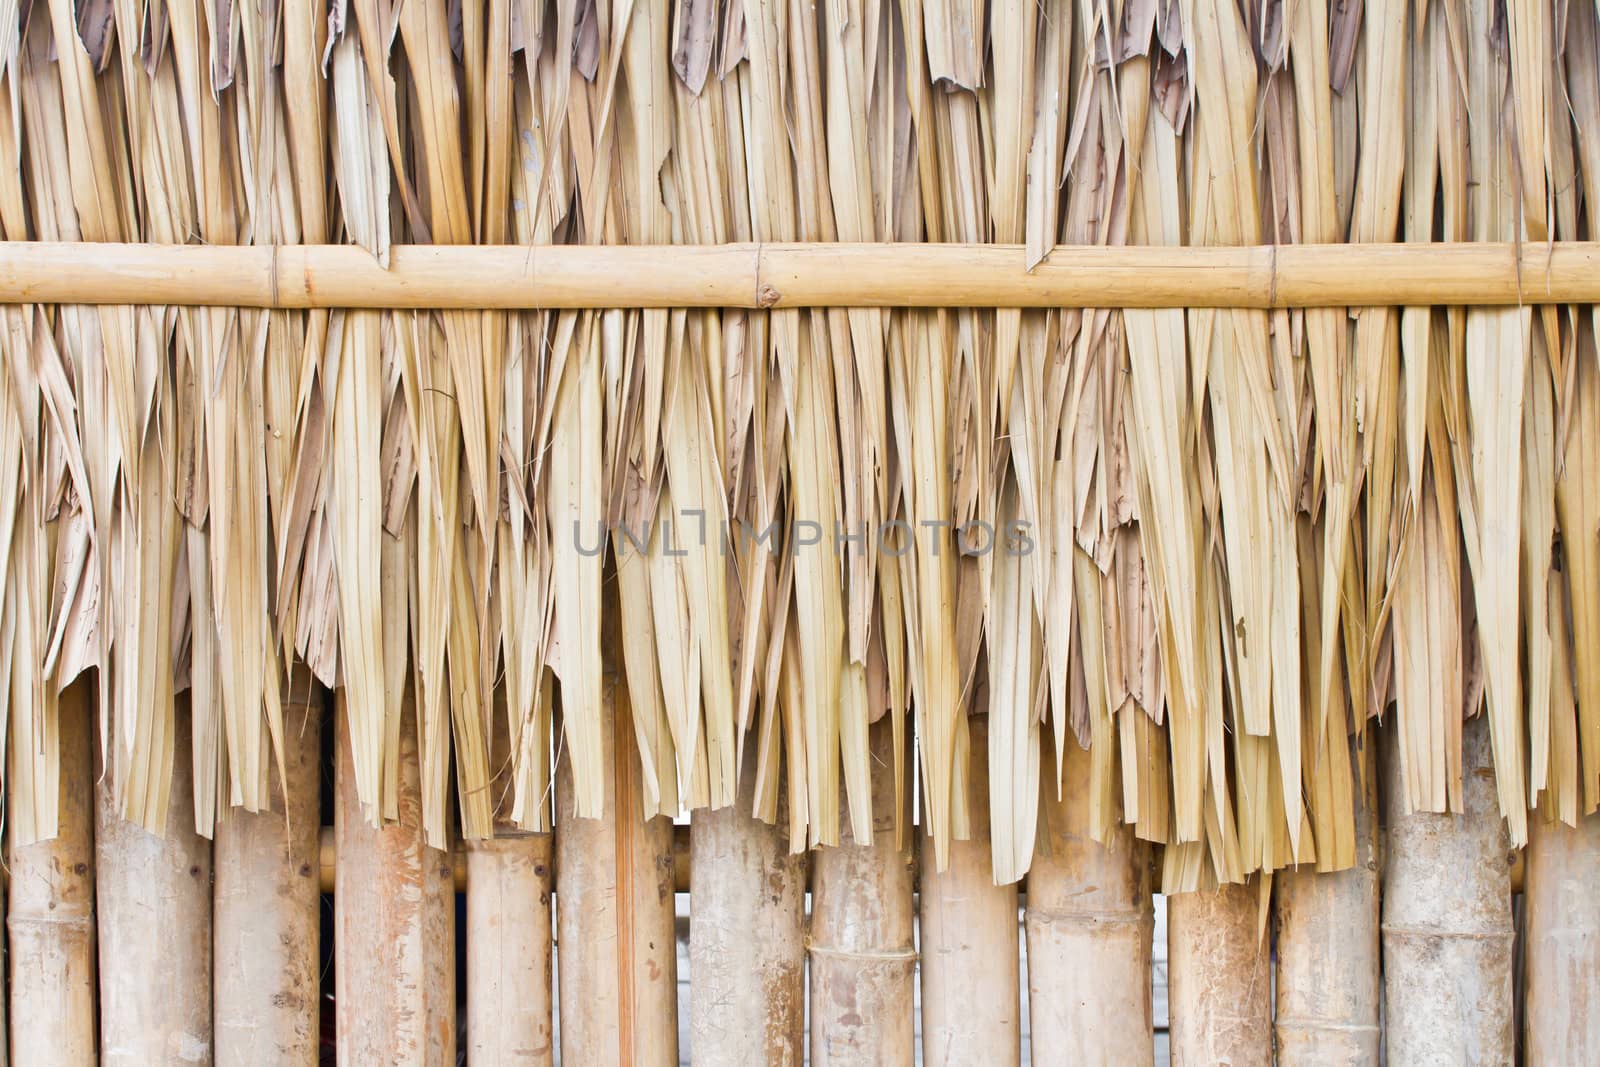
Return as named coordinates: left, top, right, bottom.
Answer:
left=5, top=0, right=1597, bottom=896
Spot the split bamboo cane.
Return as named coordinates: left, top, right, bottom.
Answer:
left=809, top=718, right=916, bottom=1064
left=1, top=242, right=1599, bottom=309
left=689, top=731, right=806, bottom=1065
left=465, top=695, right=554, bottom=1065
left=6, top=679, right=95, bottom=1066
left=213, top=678, right=323, bottom=1064
left=554, top=685, right=678, bottom=1065
left=1167, top=880, right=1272, bottom=1065
left=1522, top=810, right=1600, bottom=1060
left=95, top=696, right=213, bottom=1066
left=1274, top=768, right=1381, bottom=1063
left=335, top=687, right=455, bottom=1065
left=920, top=716, right=1021, bottom=1065
left=1025, top=737, right=1154, bottom=1064
left=1382, top=712, right=1514, bottom=1062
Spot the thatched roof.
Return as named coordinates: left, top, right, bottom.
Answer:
left=1, top=0, right=1596, bottom=891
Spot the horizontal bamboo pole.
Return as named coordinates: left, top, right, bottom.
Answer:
left=1, top=241, right=1598, bottom=308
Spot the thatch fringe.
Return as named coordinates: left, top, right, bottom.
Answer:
left=1, top=0, right=1596, bottom=888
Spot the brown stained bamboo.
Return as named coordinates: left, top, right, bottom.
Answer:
left=809, top=719, right=916, bottom=1065
left=464, top=700, right=555, bottom=1065
left=1, top=242, right=1599, bottom=309
left=1025, top=738, right=1154, bottom=1064
left=1522, top=811, right=1600, bottom=1059
left=335, top=687, right=455, bottom=1065
left=95, top=697, right=213, bottom=1066
left=213, top=680, right=323, bottom=1065
left=920, top=716, right=1022, bottom=1066
left=689, top=733, right=806, bottom=1066
left=1274, top=779, right=1382, bottom=1063
left=1382, top=712, right=1514, bottom=1063
left=1167, top=880, right=1272, bottom=1065
left=554, top=692, right=678, bottom=1066
left=6, top=680, right=95, bottom=1066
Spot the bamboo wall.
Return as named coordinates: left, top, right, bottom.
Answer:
left=3, top=0, right=1600, bottom=1061
left=1, top=679, right=1592, bottom=1065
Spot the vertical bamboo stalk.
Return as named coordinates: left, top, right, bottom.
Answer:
left=214, top=678, right=323, bottom=1064
left=0, top=868, right=6, bottom=1067
left=1167, top=880, right=1272, bottom=1065
left=1382, top=711, right=1514, bottom=1062
left=554, top=681, right=679, bottom=1065
left=335, top=687, right=455, bottom=1065
left=1524, top=810, right=1600, bottom=1060
left=96, top=697, right=213, bottom=1066
left=465, top=829, right=554, bottom=1063
left=920, top=715, right=1021, bottom=1065
left=809, top=718, right=915, bottom=1064
left=8, top=680, right=94, bottom=1065
left=1025, top=737, right=1154, bottom=1064
left=465, top=695, right=554, bottom=1065
left=689, top=731, right=807, bottom=1066
left=1274, top=770, right=1381, bottom=1063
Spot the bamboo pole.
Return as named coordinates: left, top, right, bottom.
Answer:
left=1025, top=738, right=1154, bottom=1064
left=920, top=716, right=1021, bottom=1065
left=0, top=869, right=6, bottom=1067
left=465, top=830, right=553, bottom=1064
left=8, top=681, right=94, bottom=1065
left=464, top=699, right=554, bottom=1065
left=1, top=242, right=1599, bottom=309
left=214, top=679, right=323, bottom=1064
left=1382, top=712, right=1514, bottom=1062
left=809, top=719, right=916, bottom=1064
left=95, top=696, right=213, bottom=1066
left=1521, top=810, right=1600, bottom=1059
left=335, top=687, right=455, bottom=1065
left=1274, top=771, right=1382, bottom=1063
left=689, top=732, right=806, bottom=1065
left=554, top=690, right=678, bottom=1065
left=1167, top=880, right=1272, bottom=1065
